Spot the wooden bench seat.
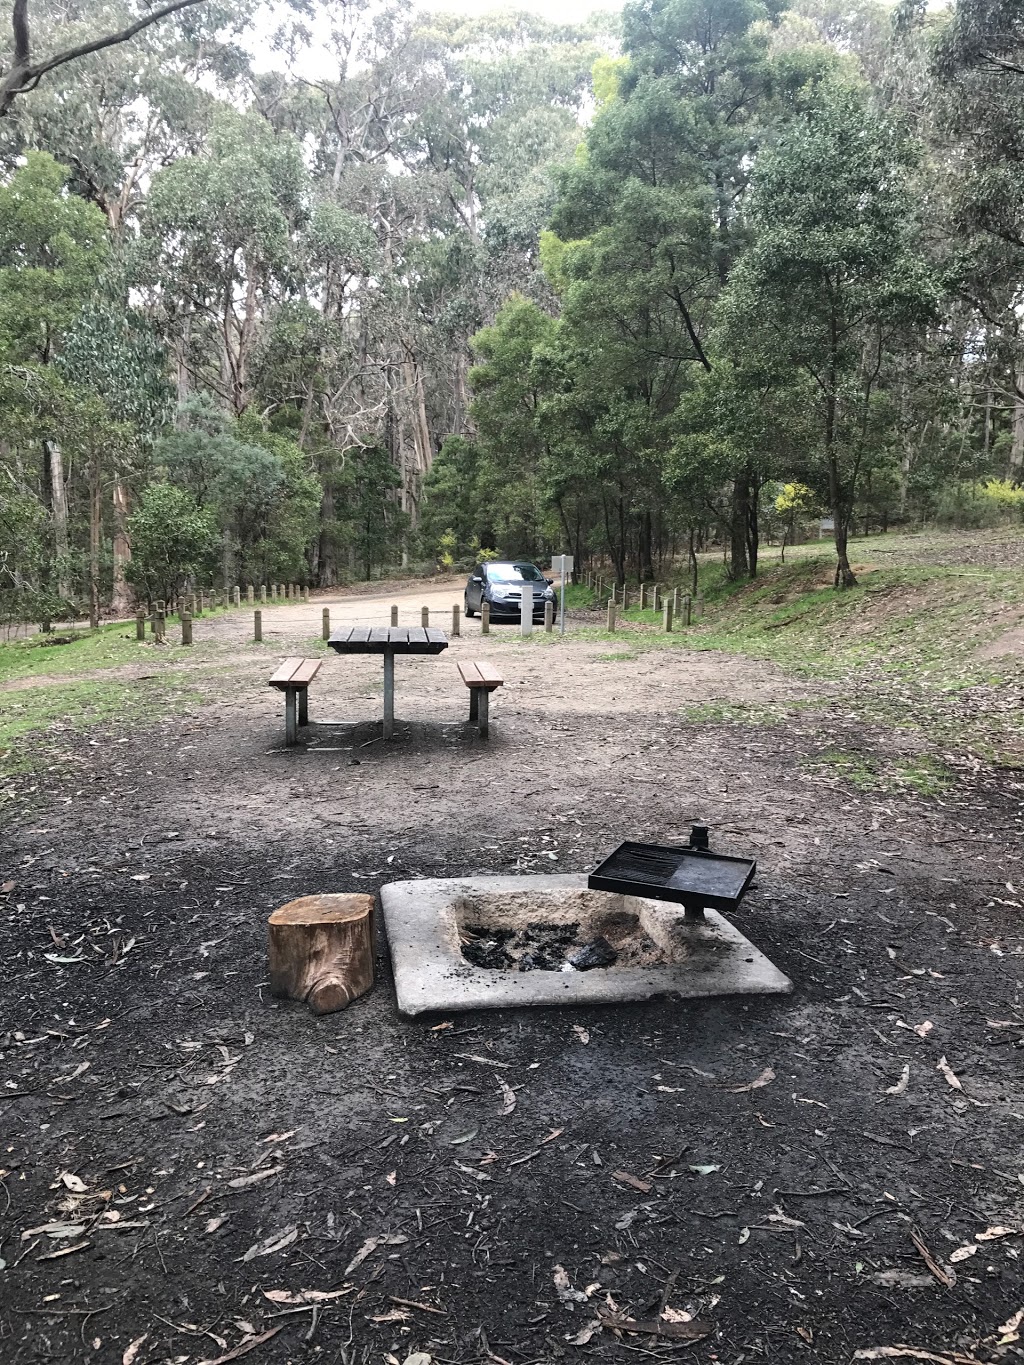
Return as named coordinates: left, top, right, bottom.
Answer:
left=457, top=661, right=504, bottom=736
left=269, top=656, right=322, bottom=745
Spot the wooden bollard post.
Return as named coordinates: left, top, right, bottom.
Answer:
left=233, top=586, right=241, bottom=608
left=135, top=610, right=145, bottom=641
left=481, top=602, right=490, bottom=635
left=452, top=604, right=461, bottom=637
left=154, top=612, right=165, bottom=643
left=181, top=611, right=193, bottom=645
left=246, top=584, right=254, bottom=605
left=268, top=894, right=374, bottom=1014
left=302, top=586, right=309, bottom=603
left=639, top=584, right=647, bottom=610
left=322, top=607, right=330, bottom=641
left=260, top=584, right=267, bottom=604
left=663, top=600, right=673, bottom=633
left=682, top=594, right=692, bottom=627
left=606, top=599, right=617, bottom=632
left=290, top=582, right=297, bottom=600
left=544, top=600, right=554, bottom=633
left=190, top=594, right=198, bottom=618
left=390, top=604, right=398, bottom=627
left=622, top=587, right=629, bottom=612
left=695, top=591, right=705, bottom=619
left=421, top=606, right=429, bottom=627
left=653, top=585, right=661, bottom=611
left=254, top=609, right=263, bottom=642
left=673, top=586, right=681, bottom=617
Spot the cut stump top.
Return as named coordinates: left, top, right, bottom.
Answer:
left=270, top=893, right=373, bottom=925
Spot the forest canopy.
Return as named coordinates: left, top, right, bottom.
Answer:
left=1, top=0, right=1022, bottom=625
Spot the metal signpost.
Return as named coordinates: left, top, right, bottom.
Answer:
left=552, top=553, right=573, bottom=636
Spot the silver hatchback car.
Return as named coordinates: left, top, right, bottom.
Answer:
left=464, top=561, right=556, bottom=621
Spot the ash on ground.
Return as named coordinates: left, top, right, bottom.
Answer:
left=460, top=920, right=661, bottom=972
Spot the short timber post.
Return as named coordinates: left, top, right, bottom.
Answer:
left=544, top=600, right=554, bottom=633
left=663, top=600, right=673, bottom=633
left=653, top=585, right=661, bottom=611
left=322, top=607, right=330, bottom=641
left=254, top=610, right=263, bottom=643
left=302, top=586, right=309, bottom=603
left=154, top=612, right=165, bottom=643
left=260, top=584, right=267, bottom=604
left=181, top=611, right=193, bottom=646
left=390, top=604, right=398, bottom=627
left=452, top=604, right=461, bottom=637
left=682, top=594, right=692, bottom=627
left=233, top=586, right=241, bottom=608
left=247, top=584, right=254, bottom=605
left=639, top=584, right=647, bottom=611
left=606, top=599, right=617, bottom=633
left=135, top=610, right=146, bottom=641
left=673, top=586, right=681, bottom=617
left=622, top=587, right=629, bottom=612
left=421, top=606, right=429, bottom=628
left=695, top=591, right=705, bottom=619
left=520, top=584, right=533, bottom=637
left=481, top=602, right=490, bottom=635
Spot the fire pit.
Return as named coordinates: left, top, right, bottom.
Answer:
left=380, top=874, right=791, bottom=1015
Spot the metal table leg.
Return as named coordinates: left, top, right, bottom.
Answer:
left=383, top=649, right=395, bottom=739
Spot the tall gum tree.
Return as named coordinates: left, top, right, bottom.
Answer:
left=719, top=75, right=938, bottom=586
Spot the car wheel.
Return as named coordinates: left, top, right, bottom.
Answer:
left=464, top=596, right=475, bottom=618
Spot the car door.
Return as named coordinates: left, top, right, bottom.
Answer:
left=470, top=565, right=484, bottom=610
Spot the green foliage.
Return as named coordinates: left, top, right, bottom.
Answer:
left=126, top=482, right=218, bottom=602
left=0, top=151, right=108, bottom=361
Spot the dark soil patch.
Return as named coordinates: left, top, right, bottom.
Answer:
left=2, top=623, right=1024, bottom=1365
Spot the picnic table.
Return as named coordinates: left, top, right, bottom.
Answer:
left=327, top=625, right=449, bottom=739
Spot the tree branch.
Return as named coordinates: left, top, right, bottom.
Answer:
left=0, top=0, right=209, bottom=117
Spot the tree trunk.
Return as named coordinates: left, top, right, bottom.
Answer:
left=1009, top=357, right=1024, bottom=485
left=729, top=470, right=751, bottom=579
left=45, top=438, right=70, bottom=601
left=111, top=481, right=131, bottom=613
left=268, top=894, right=374, bottom=1014
left=89, top=449, right=102, bottom=629
left=639, top=507, right=654, bottom=583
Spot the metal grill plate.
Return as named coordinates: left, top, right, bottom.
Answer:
left=588, top=841, right=756, bottom=912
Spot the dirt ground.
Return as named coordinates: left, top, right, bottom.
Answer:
left=2, top=583, right=1024, bottom=1365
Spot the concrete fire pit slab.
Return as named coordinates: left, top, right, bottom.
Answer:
left=380, top=874, right=792, bottom=1015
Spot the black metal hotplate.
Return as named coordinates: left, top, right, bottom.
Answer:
left=588, top=834, right=755, bottom=913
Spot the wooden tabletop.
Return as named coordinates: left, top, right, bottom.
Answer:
left=327, top=626, right=449, bottom=656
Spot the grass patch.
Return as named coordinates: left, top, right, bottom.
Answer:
left=562, top=583, right=596, bottom=609
left=803, top=748, right=955, bottom=797
left=0, top=675, right=199, bottom=787
left=596, top=651, right=636, bottom=662
left=0, top=622, right=151, bottom=684
left=679, top=699, right=823, bottom=726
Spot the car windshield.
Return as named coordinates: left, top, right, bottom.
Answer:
left=485, top=563, right=545, bottom=583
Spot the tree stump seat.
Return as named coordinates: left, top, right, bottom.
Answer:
left=268, top=893, right=374, bottom=1015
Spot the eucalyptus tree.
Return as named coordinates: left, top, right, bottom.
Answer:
left=719, top=75, right=938, bottom=585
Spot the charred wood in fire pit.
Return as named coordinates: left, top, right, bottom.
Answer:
left=568, top=936, right=618, bottom=971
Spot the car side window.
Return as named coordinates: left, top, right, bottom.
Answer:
left=474, top=565, right=484, bottom=581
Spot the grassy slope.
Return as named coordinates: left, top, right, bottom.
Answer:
left=521, top=530, right=1024, bottom=777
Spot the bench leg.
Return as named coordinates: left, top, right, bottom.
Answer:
left=298, top=687, right=308, bottom=726
left=468, top=688, right=479, bottom=723
left=285, top=690, right=298, bottom=746
left=382, top=650, right=395, bottom=740
left=478, top=688, right=489, bottom=738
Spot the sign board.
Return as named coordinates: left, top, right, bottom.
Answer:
left=552, top=554, right=574, bottom=577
